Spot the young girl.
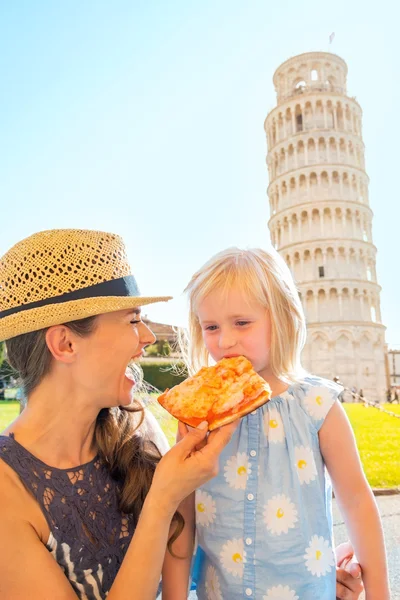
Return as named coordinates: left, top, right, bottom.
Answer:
left=181, top=247, right=389, bottom=599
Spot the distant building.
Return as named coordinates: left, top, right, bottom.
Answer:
left=387, top=349, right=400, bottom=388
left=142, top=317, right=177, bottom=344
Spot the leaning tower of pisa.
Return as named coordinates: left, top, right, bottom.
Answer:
left=264, top=52, right=387, bottom=402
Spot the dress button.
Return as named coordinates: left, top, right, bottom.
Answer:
left=245, top=537, right=253, bottom=545
left=245, top=588, right=253, bottom=596
left=247, top=493, right=254, bottom=501
left=250, top=450, right=257, bottom=457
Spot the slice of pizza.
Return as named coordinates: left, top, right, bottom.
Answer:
left=157, top=356, right=271, bottom=431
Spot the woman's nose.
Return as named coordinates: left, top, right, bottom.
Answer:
left=139, top=322, right=156, bottom=346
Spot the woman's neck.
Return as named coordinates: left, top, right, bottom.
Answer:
left=4, top=377, right=99, bottom=469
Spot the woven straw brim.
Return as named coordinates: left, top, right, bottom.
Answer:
left=0, top=295, right=172, bottom=342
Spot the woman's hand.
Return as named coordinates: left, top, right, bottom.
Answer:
left=150, top=420, right=237, bottom=514
left=335, top=541, right=364, bottom=600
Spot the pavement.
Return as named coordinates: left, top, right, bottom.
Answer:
left=188, top=494, right=400, bottom=599
left=333, top=494, right=400, bottom=600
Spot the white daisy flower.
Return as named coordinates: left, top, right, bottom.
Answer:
left=263, top=585, right=299, bottom=600
left=263, top=408, right=285, bottom=443
left=304, top=535, right=335, bottom=577
left=224, top=452, right=252, bottom=490
left=294, top=446, right=317, bottom=485
left=220, top=538, right=246, bottom=578
left=195, top=490, right=217, bottom=527
left=303, top=386, right=333, bottom=420
left=263, top=494, right=298, bottom=535
left=205, top=565, right=222, bottom=600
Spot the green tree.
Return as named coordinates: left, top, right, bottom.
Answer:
left=0, top=343, right=13, bottom=389
left=0, top=342, right=4, bottom=369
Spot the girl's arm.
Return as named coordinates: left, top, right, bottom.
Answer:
left=161, top=493, right=195, bottom=600
left=319, top=401, right=390, bottom=599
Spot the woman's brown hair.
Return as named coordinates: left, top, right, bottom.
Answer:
left=5, top=316, right=184, bottom=554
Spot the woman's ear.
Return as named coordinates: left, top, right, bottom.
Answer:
left=45, top=325, right=77, bottom=363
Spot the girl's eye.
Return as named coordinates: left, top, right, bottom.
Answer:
left=205, top=325, right=218, bottom=331
left=236, top=320, right=250, bottom=327
left=130, top=320, right=141, bottom=325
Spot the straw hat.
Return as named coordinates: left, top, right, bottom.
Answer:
left=0, top=229, right=172, bottom=342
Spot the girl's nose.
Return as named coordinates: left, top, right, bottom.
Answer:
left=218, top=331, right=236, bottom=349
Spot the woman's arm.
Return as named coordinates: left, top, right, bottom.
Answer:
left=319, top=401, right=390, bottom=599
left=0, top=465, right=79, bottom=599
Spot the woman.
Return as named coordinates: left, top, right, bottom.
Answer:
left=0, top=229, right=364, bottom=599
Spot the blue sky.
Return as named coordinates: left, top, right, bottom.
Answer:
left=1, top=0, right=399, bottom=346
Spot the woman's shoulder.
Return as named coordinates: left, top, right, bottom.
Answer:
left=0, top=457, right=24, bottom=503
left=0, top=447, right=50, bottom=543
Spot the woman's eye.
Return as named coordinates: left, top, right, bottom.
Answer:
left=130, top=320, right=141, bottom=325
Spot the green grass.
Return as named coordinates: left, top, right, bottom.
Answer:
left=384, top=403, right=400, bottom=415
left=147, top=400, right=178, bottom=446
left=343, top=404, right=400, bottom=489
left=1, top=400, right=399, bottom=488
left=0, top=401, right=19, bottom=431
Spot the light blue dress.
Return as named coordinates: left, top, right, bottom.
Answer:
left=194, top=376, right=342, bottom=600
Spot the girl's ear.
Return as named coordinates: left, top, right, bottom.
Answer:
left=45, top=325, right=78, bottom=364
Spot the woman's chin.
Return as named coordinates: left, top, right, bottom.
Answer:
left=118, top=375, right=136, bottom=406
left=119, top=397, right=134, bottom=407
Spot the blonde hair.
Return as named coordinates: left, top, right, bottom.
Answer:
left=180, top=247, right=307, bottom=382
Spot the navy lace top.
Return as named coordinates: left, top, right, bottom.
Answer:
left=0, top=434, right=136, bottom=599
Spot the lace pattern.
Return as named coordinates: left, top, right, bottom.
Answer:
left=0, top=434, right=135, bottom=599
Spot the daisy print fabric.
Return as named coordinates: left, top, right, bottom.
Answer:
left=224, top=452, right=252, bottom=490
left=263, top=408, right=285, bottom=443
left=263, top=586, right=299, bottom=600
left=204, top=565, right=222, bottom=600
left=294, top=445, right=317, bottom=485
left=263, top=494, right=298, bottom=535
left=303, top=385, right=335, bottom=422
left=196, top=490, right=217, bottom=527
left=304, top=535, right=335, bottom=577
left=195, top=376, right=341, bottom=600
left=219, top=538, right=246, bottom=578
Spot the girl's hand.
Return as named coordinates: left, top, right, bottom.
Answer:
left=151, top=420, right=237, bottom=513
